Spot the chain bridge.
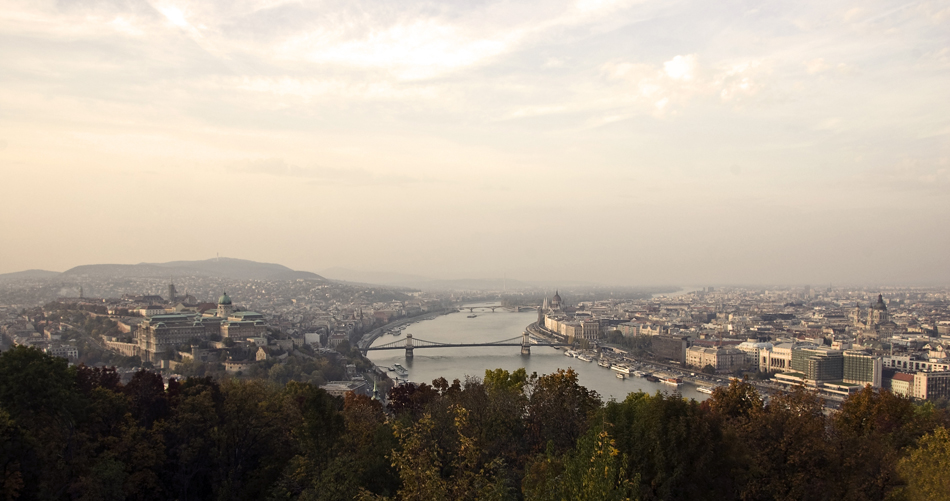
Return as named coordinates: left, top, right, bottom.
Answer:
left=363, top=332, right=571, bottom=359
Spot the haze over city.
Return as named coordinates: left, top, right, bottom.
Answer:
left=1, top=0, right=948, bottom=285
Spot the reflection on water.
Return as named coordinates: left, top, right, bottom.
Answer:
left=368, top=302, right=708, bottom=402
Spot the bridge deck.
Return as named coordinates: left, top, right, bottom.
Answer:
left=366, top=342, right=570, bottom=351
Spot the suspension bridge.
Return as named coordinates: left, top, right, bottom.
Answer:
left=363, top=332, right=572, bottom=359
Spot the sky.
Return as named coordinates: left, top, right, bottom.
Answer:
left=0, top=0, right=948, bottom=286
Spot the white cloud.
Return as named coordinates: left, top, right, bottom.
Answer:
left=664, top=54, right=697, bottom=81
left=600, top=55, right=766, bottom=115
left=805, top=57, right=831, bottom=74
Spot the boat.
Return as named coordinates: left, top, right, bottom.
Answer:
left=611, top=365, right=631, bottom=375
left=645, top=375, right=660, bottom=382
left=467, top=314, right=477, bottom=318
left=661, top=377, right=683, bottom=387
left=697, top=386, right=716, bottom=395
left=577, top=354, right=593, bottom=362
left=616, top=373, right=626, bottom=380
left=564, top=350, right=577, bottom=357
left=598, top=359, right=611, bottom=368
left=632, top=371, right=644, bottom=378
left=393, top=364, right=409, bottom=377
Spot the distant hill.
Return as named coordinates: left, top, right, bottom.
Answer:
left=0, top=269, right=62, bottom=282
left=61, top=258, right=325, bottom=281
left=320, top=267, right=433, bottom=287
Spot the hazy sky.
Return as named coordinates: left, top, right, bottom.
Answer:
left=1, top=0, right=948, bottom=285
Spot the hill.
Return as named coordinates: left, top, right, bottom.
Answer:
left=61, top=258, right=325, bottom=281
left=0, top=269, right=62, bottom=282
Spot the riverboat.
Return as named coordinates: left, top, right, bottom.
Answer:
left=697, top=386, right=717, bottom=395
left=393, top=364, right=409, bottom=377
left=467, top=314, right=477, bottom=318
left=645, top=375, right=660, bottom=382
left=661, top=377, right=683, bottom=387
left=564, top=350, right=577, bottom=357
left=598, top=359, right=611, bottom=368
left=611, top=365, right=631, bottom=375
left=576, top=354, right=593, bottom=362
left=616, top=373, right=626, bottom=380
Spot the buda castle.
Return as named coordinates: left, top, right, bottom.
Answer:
left=110, top=292, right=267, bottom=362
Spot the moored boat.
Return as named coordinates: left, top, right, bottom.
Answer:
left=611, top=365, right=632, bottom=375
left=598, top=359, right=611, bottom=368
left=661, top=377, right=683, bottom=387
left=393, top=364, right=409, bottom=377
left=577, top=354, right=593, bottom=362
left=697, top=386, right=716, bottom=395
left=617, top=373, right=626, bottom=379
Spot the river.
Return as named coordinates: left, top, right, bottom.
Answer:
left=367, top=302, right=709, bottom=402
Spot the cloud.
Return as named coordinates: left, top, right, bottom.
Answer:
left=664, top=55, right=697, bottom=81
left=229, top=159, right=419, bottom=186
left=601, top=54, right=766, bottom=115
left=805, top=57, right=831, bottom=74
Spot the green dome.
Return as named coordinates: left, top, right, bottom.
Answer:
left=218, top=292, right=232, bottom=305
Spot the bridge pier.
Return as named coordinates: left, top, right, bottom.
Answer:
left=521, top=331, right=530, bottom=356
left=405, top=333, right=414, bottom=359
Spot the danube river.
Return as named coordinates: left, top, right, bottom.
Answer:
left=367, top=302, right=709, bottom=402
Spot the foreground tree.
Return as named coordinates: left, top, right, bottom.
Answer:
left=894, top=426, right=950, bottom=501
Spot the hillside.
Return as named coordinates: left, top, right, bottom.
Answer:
left=60, top=258, right=325, bottom=281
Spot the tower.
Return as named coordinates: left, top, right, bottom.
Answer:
left=867, top=294, right=888, bottom=327
left=168, top=283, right=177, bottom=303
left=79, top=285, right=84, bottom=299
left=217, top=292, right=233, bottom=318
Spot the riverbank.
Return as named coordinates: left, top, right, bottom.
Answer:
left=356, top=308, right=453, bottom=351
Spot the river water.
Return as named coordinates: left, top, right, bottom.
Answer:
left=368, top=302, right=708, bottom=402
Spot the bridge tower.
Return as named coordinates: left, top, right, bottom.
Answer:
left=405, top=333, right=414, bottom=360
left=521, top=331, right=531, bottom=356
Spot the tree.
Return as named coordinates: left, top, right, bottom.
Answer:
left=735, top=387, right=834, bottom=501
left=525, top=369, right=601, bottom=454
left=709, top=378, right=762, bottom=421
left=523, top=426, right=639, bottom=501
left=701, top=364, right=716, bottom=375
left=831, top=385, right=935, bottom=499
left=895, top=426, right=950, bottom=500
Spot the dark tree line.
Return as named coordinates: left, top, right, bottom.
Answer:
left=1, top=345, right=949, bottom=500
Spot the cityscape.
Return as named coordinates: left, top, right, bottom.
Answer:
left=2, top=261, right=949, bottom=406
left=2, top=0, right=949, bottom=498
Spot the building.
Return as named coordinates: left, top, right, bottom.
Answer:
left=45, top=344, right=79, bottom=361
left=791, top=346, right=844, bottom=383
left=135, top=313, right=213, bottom=362
left=885, top=372, right=915, bottom=397
left=652, top=335, right=689, bottom=365
left=580, top=320, right=601, bottom=340
left=686, top=346, right=747, bottom=372
left=320, top=380, right=369, bottom=397
left=867, top=294, right=889, bottom=327
left=737, top=340, right=773, bottom=369
left=759, top=342, right=800, bottom=372
left=912, top=371, right=950, bottom=401
left=124, top=292, right=266, bottom=362
left=843, top=350, right=882, bottom=387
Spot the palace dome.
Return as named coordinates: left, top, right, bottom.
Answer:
left=218, top=292, right=232, bottom=305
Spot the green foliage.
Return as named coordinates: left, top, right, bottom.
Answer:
left=895, top=426, right=950, bottom=501
left=525, top=369, right=601, bottom=454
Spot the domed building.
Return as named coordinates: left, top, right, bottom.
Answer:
left=867, top=294, right=889, bottom=327
left=217, top=292, right=233, bottom=318
left=551, top=290, right=562, bottom=310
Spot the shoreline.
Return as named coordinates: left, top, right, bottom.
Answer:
left=356, top=308, right=454, bottom=351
